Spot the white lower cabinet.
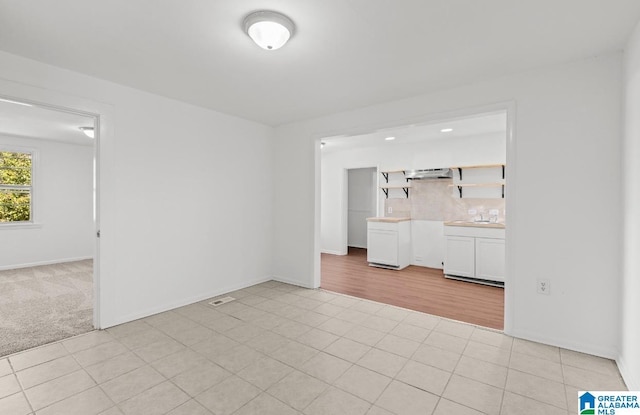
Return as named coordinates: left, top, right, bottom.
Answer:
left=367, top=220, right=411, bottom=270
left=411, top=220, right=445, bottom=269
left=444, top=236, right=475, bottom=277
left=444, top=225, right=505, bottom=284
left=368, top=229, right=399, bottom=266
left=475, top=238, right=505, bottom=282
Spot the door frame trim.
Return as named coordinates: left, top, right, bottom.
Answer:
left=0, top=79, right=116, bottom=329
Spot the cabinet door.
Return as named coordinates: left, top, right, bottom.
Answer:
left=444, top=236, right=475, bottom=277
left=475, top=238, right=505, bottom=282
left=411, top=220, right=445, bottom=269
left=367, top=229, right=398, bottom=266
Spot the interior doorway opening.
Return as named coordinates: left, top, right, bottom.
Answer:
left=347, top=167, right=377, bottom=250
left=319, top=109, right=508, bottom=330
left=0, top=95, right=99, bottom=356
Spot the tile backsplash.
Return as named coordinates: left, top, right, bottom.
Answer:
left=385, top=179, right=505, bottom=222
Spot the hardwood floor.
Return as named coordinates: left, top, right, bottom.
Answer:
left=321, top=247, right=504, bottom=330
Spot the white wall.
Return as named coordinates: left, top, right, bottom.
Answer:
left=620, top=21, right=640, bottom=390
left=274, top=53, right=622, bottom=359
left=321, top=134, right=505, bottom=254
left=0, top=51, right=274, bottom=328
left=0, top=134, right=94, bottom=269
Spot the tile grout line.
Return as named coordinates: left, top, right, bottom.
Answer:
left=65, top=348, right=123, bottom=414
left=3, top=280, right=625, bottom=415
left=498, top=328, right=516, bottom=415
left=7, top=355, right=36, bottom=415
left=432, top=329, right=470, bottom=414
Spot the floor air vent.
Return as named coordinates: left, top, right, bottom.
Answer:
left=208, top=296, right=235, bottom=307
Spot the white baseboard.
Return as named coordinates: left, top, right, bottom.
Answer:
left=321, top=249, right=347, bottom=255
left=509, top=328, right=618, bottom=360
left=617, top=355, right=640, bottom=390
left=0, top=256, right=93, bottom=271
left=272, top=275, right=315, bottom=289
left=100, top=275, right=273, bottom=329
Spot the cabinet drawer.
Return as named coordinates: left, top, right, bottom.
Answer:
left=444, top=225, right=505, bottom=239
left=367, top=221, right=400, bottom=232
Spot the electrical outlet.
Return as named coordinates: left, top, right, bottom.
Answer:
left=489, top=209, right=499, bottom=215
left=537, top=279, right=550, bottom=295
left=387, top=206, right=393, bottom=213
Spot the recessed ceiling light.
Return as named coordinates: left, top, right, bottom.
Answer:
left=440, top=128, right=453, bottom=133
left=384, top=136, right=396, bottom=141
left=244, top=10, right=295, bottom=50
left=0, top=97, right=32, bottom=107
left=79, top=127, right=95, bottom=138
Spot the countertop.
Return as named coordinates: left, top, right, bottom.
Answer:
left=367, top=217, right=411, bottom=223
left=444, top=220, right=505, bottom=229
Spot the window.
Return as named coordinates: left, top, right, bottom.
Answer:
left=0, top=150, right=33, bottom=223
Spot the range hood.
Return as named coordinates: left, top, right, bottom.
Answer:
left=404, top=168, right=453, bottom=180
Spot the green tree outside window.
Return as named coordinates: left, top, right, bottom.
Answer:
left=0, top=151, right=32, bottom=222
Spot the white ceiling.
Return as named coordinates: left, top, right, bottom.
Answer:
left=322, top=111, right=506, bottom=152
left=0, top=1, right=639, bottom=126
left=0, top=99, right=95, bottom=145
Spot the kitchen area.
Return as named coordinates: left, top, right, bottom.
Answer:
left=368, top=165, right=505, bottom=288
left=320, top=111, right=507, bottom=329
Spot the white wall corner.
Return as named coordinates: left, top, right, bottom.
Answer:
left=272, top=275, right=317, bottom=289
left=617, top=355, right=640, bottom=391
left=620, top=16, right=640, bottom=395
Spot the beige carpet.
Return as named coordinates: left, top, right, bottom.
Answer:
left=0, top=260, right=93, bottom=357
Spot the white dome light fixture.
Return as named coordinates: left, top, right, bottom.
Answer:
left=79, top=126, right=95, bottom=138
left=243, top=10, right=294, bottom=50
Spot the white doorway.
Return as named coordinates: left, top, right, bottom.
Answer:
left=0, top=95, right=100, bottom=355
left=319, top=108, right=511, bottom=330
left=347, top=167, right=377, bottom=250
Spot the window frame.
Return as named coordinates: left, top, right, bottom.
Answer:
left=0, top=145, right=39, bottom=229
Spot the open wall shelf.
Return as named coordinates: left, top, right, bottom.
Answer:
left=380, top=164, right=506, bottom=199
left=380, top=184, right=411, bottom=198
left=448, top=182, right=505, bottom=198
left=450, top=164, right=505, bottom=199
left=380, top=170, right=410, bottom=198
left=450, top=164, right=505, bottom=181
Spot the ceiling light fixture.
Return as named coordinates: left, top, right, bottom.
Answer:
left=440, top=128, right=453, bottom=133
left=79, top=126, right=95, bottom=138
left=243, top=10, right=295, bottom=50
left=385, top=136, right=396, bottom=141
left=0, top=97, right=33, bottom=107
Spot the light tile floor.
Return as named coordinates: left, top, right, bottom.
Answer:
left=0, top=281, right=627, bottom=415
